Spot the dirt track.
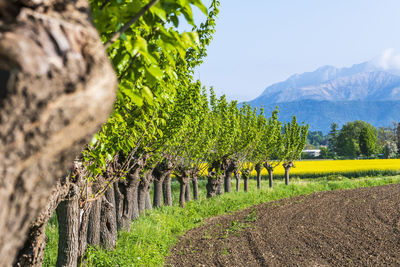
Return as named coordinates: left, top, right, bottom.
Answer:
left=166, top=184, right=400, bottom=266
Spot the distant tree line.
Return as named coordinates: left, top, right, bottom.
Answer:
left=304, top=121, right=400, bottom=159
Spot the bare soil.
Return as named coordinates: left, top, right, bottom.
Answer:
left=166, top=184, right=400, bottom=266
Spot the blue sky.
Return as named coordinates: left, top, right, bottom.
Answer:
left=189, top=0, right=400, bottom=101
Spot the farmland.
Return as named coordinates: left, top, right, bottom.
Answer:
left=255, top=158, right=400, bottom=178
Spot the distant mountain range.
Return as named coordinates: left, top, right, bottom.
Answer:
left=247, top=61, right=400, bottom=133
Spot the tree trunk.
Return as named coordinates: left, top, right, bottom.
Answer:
left=56, top=184, right=80, bottom=267
left=153, top=160, right=174, bottom=208
left=243, top=176, right=249, bottom=192
left=267, top=168, right=274, bottom=188
left=100, top=195, right=117, bottom=250
left=114, top=161, right=143, bottom=231
left=87, top=199, right=101, bottom=246
left=177, top=178, right=188, bottom=208
left=185, top=181, right=191, bottom=202
left=216, top=177, right=223, bottom=195
left=138, top=170, right=152, bottom=214
left=224, top=171, right=233, bottom=193
left=206, top=178, right=219, bottom=198
left=163, top=174, right=173, bottom=206
left=77, top=203, right=91, bottom=264
left=284, top=167, right=291, bottom=185
left=145, top=189, right=152, bottom=211
left=256, top=167, right=262, bottom=189
left=235, top=170, right=240, bottom=192
left=192, top=177, right=199, bottom=201
left=13, top=175, right=71, bottom=267
left=0, top=1, right=117, bottom=264
left=153, top=178, right=164, bottom=208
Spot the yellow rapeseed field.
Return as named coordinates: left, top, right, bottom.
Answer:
left=255, top=159, right=400, bottom=177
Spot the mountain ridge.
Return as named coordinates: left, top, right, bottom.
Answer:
left=247, top=61, right=400, bottom=132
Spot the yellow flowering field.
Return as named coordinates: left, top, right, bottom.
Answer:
left=254, top=159, right=400, bottom=177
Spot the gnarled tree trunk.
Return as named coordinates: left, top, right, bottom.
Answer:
left=283, top=162, right=293, bottom=185
left=222, top=157, right=237, bottom=193
left=87, top=198, right=101, bottom=246
left=138, top=170, right=152, bottom=214
left=56, top=184, right=80, bottom=267
left=162, top=173, right=173, bottom=206
left=100, top=191, right=117, bottom=250
left=255, top=163, right=263, bottom=189
left=192, top=176, right=199, bottom=201
left=0, top=1, right=116, bottom=264
left=264, top=162, right=274, bottom=188
left=153, top=159, right=174, bottom=208
left=242, top=169, right=250, bottom=192
left=206, top=175, right=219, bottom=198
left=234, top=170, right=240, bottom=192
left=13, top=175, right=71, bottom=267
left=185, top=181, right=191, bottom=202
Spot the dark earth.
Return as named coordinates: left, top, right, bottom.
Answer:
left=166, top=184, right=400, bottom=266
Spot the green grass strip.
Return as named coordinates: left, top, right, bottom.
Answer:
left=43, top=175, right=400, bottom=266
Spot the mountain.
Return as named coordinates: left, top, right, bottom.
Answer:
left=247, top=62, right=400, bottom=133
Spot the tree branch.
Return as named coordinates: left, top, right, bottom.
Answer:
left=104, top=0, right=160, bottom=49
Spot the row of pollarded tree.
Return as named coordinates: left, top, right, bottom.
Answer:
left=15, top=83, right=308, bottom=266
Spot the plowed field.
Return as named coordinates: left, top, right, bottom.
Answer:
left=166, top=184, right=400, bottom=266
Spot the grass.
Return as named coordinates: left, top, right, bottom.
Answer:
left=43, top=174, right=400, bottom=267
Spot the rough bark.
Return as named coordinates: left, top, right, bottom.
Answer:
left=185, top=181, right=191, bottom=202
left=114, top=156, right=145, bottom=231
left=153, top=159, right=174, bottom=208
left=264, top=163, right=274, bottom=188
left=163, top=173, right=173, bottom=206
left=235, top=170, right=240, bottom=192
left=284, top=166, right=291, bottom=185
left=176, top=168, right=190, bottom=208
left=77, top=202, right=91, bottom=264
left=13, top=175, right=71, bottom=267
left=222, top=157, right=237, bottom=193
left=100, top=194, right=117, bottom=250
left=192, top=177, right=199, bottom=201
left=145, top=189, right=152, bottom=211
left=206, top=175, right=219, bottom=198
left=283, top=162, right=294, bottom=185
left=242, top=169, right=251, bottom=192
left=255, top=163, right=263, bottom=190
left=56, top=184, right=80, bottom=267
left=138, top=170, right=152, bottom=214
left=0, top=1, right=116, bottom=264
left=87, top=198, right=101, bottom=246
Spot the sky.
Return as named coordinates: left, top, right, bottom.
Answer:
left=188, top=0, right=400, bottom=101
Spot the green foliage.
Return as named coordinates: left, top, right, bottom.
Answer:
left=281, top=116, right=309, bottom=165
left=359, top=127, right=376, bottom=156
left=336, top=120, right=377, bottom=158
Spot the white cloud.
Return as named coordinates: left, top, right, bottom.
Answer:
left=374, top=48, right=400, bottom=70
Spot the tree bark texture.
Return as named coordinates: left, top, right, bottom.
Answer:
left=222, top=157, right=237, bottom=193
left=216, top=177, right=224, bottom=195
left=284, top=167, right=291, bottom=185
left=56, top=184, right=80, bottom=267
left=267, top=168, right=274, bottom=188
left=163, top=173, right=173, bottom=206
left=114, top=156, right=146, bottom=231
left=255, top=163, right=263, bottom=190
left=234, top=170, right=240, bottom=192
left=87, top=198, right=101, bottom=246
left=242, top=169, right=251, bottom=192
left=138, top=170, right=152, bottom=214
left=13, top=175, right=71, bottom=267
left=185, top=181, right=191, bottom=202
left=152, top=159, right=174, bottom=208
left=176, top=168, right=190, bottom=208
left=283, top=162, right=294, bottom=185
left=100, top=195, right=117, bottom=250
left=77, top=202, right=91, bottom=264
left=192, top=177, right=199, bottom=201
left=264, top=163, right=274, bottom=188
left=206, top=176, right=219, bottom=198
left=0, top=1, right=117, bottom=264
